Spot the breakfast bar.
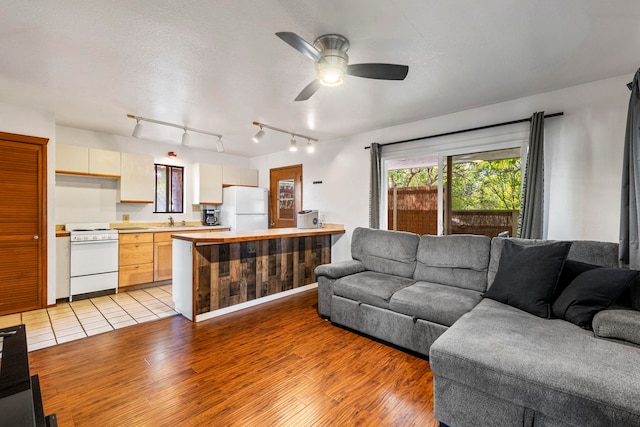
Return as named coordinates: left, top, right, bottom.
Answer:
left=171, top=226, right=345, bottom=322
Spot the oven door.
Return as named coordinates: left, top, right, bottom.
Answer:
left=70, top=240, right=118, bottom=277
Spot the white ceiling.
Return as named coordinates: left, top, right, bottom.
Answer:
left=1, top=1, right=639, bottom=156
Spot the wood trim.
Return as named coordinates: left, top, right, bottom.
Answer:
left=55, top=170, right=120, bottom=179
left=119, top=200, right=154, bottom=204
left=0, top=131, right=49, bottom=311
left=172, top=227, right=345, bottom=244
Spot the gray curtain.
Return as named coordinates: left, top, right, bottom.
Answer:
left=518, top=111, right=545, bottom=239
left=619, top=68, right=640, bottom=269
left=369, top=142, right=382, bottom=228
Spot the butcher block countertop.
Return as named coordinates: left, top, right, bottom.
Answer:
left=171, top=225, right=345, bottom=245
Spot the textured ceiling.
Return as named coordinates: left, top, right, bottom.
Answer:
left=1, top=0, right=639, bottom=156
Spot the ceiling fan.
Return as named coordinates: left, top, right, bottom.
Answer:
left=275, top=32, right=409, bottom=101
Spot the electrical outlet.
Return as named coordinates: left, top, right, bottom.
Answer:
left=122, top=214, right=130, bottom=223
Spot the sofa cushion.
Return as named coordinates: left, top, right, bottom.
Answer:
left=413, top=234, right=491, bottom=292
left=351, top=227, right=419, bottom=278
left=488, top=238, right=620, bottom=288
left=484, top=240, right=572, bottom=318
left=333, top=271, right=415, bottom=310
left=430, top=298, right=640, bottom=426
left=389, top=281, right=483, bottom=327
left=592, top=309, right=640, bottom=347
left=552, top=268, right=638, bottom=329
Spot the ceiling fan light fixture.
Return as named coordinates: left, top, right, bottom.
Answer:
left=289, top=135, right=298, bottom=152
left=316, top=49, right=348, bottom=87
left=216, top=137, right=224, bottom=153
left=132, top=119, right=143, bottom=138
left=181, top=130, right=190, bottom=147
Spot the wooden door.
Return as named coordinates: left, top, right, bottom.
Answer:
left=0, top=132, right=48, bottom=315
left=269, top=164, right=302, bottom=228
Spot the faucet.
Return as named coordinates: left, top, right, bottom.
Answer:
left=168, top=216, right=174, bottom=227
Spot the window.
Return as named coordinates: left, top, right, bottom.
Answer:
left=155, top=164, right=184, bottom=213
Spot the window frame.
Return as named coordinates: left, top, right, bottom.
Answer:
left=154, top=163, right=184, bottom=214
left=381, top=126, right=529, bottom=234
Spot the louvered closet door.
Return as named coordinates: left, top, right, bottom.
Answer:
left=0, top=132, right=48, bottom=315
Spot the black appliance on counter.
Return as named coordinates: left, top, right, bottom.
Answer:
left=202, top=208, right=220, bottom=226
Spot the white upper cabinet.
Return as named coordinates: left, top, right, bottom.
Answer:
left=222, top=166, right=258, bottom=187
left=56, top=143, right=89, bottom=174
left=56, top=143, right=120, bottom=176
left=89, top=148, right=121, bottom=176
left=193, top=162, right=223, bottom=205
left=118, top=152, right=154, bottom=203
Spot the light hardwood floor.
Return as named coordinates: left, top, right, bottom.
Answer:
left=29, top=289, right=437, bottom=426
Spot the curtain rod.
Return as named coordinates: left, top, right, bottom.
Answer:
left=364, top=112, right=564, bottom=149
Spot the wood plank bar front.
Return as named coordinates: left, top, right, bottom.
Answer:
left=172, top=227, right=345, bottom=322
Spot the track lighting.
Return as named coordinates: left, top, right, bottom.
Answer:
left=128, top=114, right=223, bottom=151
left=132, top=119, right=142, bottom=138
left=252, top=121, right=318, bottom=153
left=253, top=126, right=265, bottom=143
left=181, top=130, right=190, bottom=147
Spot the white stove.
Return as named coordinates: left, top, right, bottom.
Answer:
left=65, top=223, right=119, bottom=300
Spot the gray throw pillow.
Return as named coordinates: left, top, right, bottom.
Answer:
left=484, top=240, right=572, bottom=318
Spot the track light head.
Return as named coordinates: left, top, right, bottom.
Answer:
left=132, top=119, right=142, bottom=138
left=181, top=130, right=190, bottom=147
left=289, top=135, right=298, bottom=152
left=253, top=128, right=265, bottom=143
left=216, top=137, right=224, bottom=153
left=306, top=139, right=315, bottom=153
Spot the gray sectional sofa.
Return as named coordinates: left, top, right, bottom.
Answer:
left=315, top=227, right=640, bottom=427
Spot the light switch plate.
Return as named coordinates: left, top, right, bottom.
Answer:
left=122, top=214, right=130, bottom=222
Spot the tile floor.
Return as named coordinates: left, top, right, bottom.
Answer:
left=0, top=285, right=176, bottom=353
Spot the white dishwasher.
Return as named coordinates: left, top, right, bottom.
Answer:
left=66, top=223, right=119, bottom=301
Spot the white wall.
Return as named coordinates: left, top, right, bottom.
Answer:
left=250, top=73, right=632, bottom=260
left=55, top=126, right=251, bottom=224
left=0, top=101, right=57, bottom=305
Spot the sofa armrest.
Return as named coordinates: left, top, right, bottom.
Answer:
left=315, top=260, right=365, bottom=280
left=592, top=309, right=640, bottom=347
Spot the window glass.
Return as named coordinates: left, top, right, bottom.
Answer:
left=155, top=164, right=184, bottom=213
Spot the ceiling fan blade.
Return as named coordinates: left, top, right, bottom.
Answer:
left=347, top=63, right=409, bottom=80
left=276, top=32, right=321, bottom=62
left=295, top=80, right=321, bottom=101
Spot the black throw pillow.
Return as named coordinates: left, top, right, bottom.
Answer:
left=632, top=278, right=640, bottom=311
left=484, top=240, right=572, bottom=318
left=552, top=268, right=638, bottom=329
left=554, top=259, right=600, bottom=300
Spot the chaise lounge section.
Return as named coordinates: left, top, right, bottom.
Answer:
left=315, top=227, right=640, bottom=426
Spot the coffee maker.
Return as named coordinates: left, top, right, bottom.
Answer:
left=202, top=208, right=220, bottom=226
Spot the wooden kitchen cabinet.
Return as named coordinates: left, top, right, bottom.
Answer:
left=153, top=231, right=174, bottom=282
left=118, top=152, right=154, bottom=203
left=119, top=233, right=154, bottom=288
left=193, top=162, right=223, bottom=204
left=222, top=165, right=258, bottom=187
left=56, top=143, right=120, bottom=177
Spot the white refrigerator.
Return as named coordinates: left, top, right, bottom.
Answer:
left=220, top=186, right=269, bottom=231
